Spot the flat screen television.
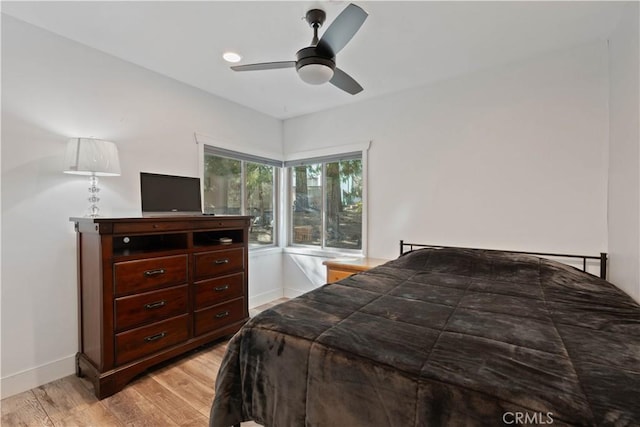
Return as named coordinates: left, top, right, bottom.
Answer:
left=140, top=172, right=202, bottom=215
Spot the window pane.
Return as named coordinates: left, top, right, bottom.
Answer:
left=246, top=162, right=274, bottom=245
left=203, top=155, right=241, bottom=215
left=291, top=164, right=322, bottom=246
left=325, top=160, right=362, bottom=250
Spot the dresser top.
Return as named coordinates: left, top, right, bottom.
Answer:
left=70, top=215, right=252, bottom=224
left=71, top=215, right=253, bottom=234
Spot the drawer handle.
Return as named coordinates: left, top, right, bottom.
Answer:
left=144, top=331, right=166, bottom=342
left=144, top=300, right=167, bottom=310
left=214, top=285, right=230, bottom=292
left=215, top=311, right=230, bottom=319
left=143, top=268, right=166, bottom=277
left=214, top=259, right=230, bottom=265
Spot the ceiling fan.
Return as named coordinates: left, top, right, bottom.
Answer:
left=230, top=3, right=368, bottom=95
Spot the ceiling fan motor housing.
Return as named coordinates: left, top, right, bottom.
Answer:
left=295, top=47, right=335, bottom=85
left=295, top=47, right=335, bottom=71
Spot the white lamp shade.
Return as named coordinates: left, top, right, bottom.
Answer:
left=298, top=63, right=334, bottom=85
left=64, top=138, right=121, bottom=176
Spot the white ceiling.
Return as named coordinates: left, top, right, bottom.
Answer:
left=2, top=1, right=626, bottom=119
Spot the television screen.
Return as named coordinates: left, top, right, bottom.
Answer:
left=140, top=172, right=202, bottom=214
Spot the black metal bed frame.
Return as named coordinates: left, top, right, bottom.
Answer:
left=399, top=240, right=608, bottom=280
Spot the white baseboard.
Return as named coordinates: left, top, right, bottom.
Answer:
left=249, top=288, right=284, bottom=308
left=1, top=354, right=76, bottom=399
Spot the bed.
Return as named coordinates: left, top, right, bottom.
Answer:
left=209, top=243, right=640, bottom=426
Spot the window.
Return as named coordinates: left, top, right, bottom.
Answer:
left=204, top=146, right=279, bottom=247
left=288, top=153, right=363, bottom=251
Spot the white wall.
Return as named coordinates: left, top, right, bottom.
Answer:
left=282, top=253, right=330, bottom=297
left=248, top=249, right=284, bottom=307
left=283, top=42, right=610, bottom=293
left=608, top=3, right=640, bottom=302
left=1, top=16, right=283, bottom=398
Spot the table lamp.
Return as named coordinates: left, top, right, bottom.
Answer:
left=64, top=137, right=121, bottom=217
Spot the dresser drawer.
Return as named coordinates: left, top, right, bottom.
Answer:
left=114, top=255, right=187, bottom=296
left=193, top=219, right=250, bottom=230
left=194, top=298, right=245, bottom=336
left=194, top=248, right=244, bottom=280
left=195, top=273, right=244, bottom=310
left=112, top=221, right=191, bottom=234
left=115, top=315, right=189, bottom=365
left=114, top=285, right=188, bottom=332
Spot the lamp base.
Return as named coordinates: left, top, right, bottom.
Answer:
left=86, top=175, right=101, bottom=217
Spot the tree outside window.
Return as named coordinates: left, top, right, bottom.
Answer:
left=204, top=154, right=276, bottom=246
left=291, top=158, right=362, bottom=250
left=292, top=164, right=322, bottom=246
left=246, top=163, right=274, bottom=245
left=326, top=160, right=362, bottom=250
left=204, top=156, right=241, bottom=215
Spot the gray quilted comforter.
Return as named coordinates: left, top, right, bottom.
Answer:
left=210, top=248, right=640, bottom=426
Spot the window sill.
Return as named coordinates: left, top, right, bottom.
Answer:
left=248, top=246, right=283, bottom=257
left=248, top=246, right=363, bottom=259
left=283, top=246, right=364, bottom=259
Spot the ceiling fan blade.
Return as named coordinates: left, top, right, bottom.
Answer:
left=317, top=3, right=368, bottom=57
left=330, top=67, right=363, bottom=95
left=231, top=61, right=296, bottom=72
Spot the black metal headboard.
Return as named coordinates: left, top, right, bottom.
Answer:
left=399, top=240, right=608, bottom=280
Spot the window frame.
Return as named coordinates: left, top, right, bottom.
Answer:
left=203, top=145, right=281, bottom=250
left=198, top=134, right=370, bottom=256
left=285, top=151, right=366, bottom=255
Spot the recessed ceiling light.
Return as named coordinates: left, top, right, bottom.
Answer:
left=223, top=52, right=242, bottom=63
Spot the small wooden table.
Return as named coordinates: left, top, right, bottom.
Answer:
left=323, top=257, right=390, bottom=283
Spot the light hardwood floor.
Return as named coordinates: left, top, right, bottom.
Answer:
left=1, top=298, right=288, bottom=427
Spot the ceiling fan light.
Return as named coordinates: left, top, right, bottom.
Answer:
left=298, top=63, right=334, bottom=85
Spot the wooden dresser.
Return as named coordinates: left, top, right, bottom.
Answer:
left=71, top=216, right=251, bottom=399
left=323, top=257, right=389, bottom=283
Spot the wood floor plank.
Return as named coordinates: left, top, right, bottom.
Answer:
left=191, top=356, right=224, bottom=387
left=128, top=375, right=206, bottom=425
left=174, top=353, right=219, bottom=390
left=32, top=375, right=98, bottom=423
left=1, top=390, right=53, bottom=427
left=193, top=342, right=228, bottom=375
left=149, top=363, right=215, bottom=416
left=210, top=342, right=229, bottom=361
left=101, top=385, right=179, bottom=426
left=53, top=401, right=124, bottom=427
left=176, top=413, right=209, bottom=427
